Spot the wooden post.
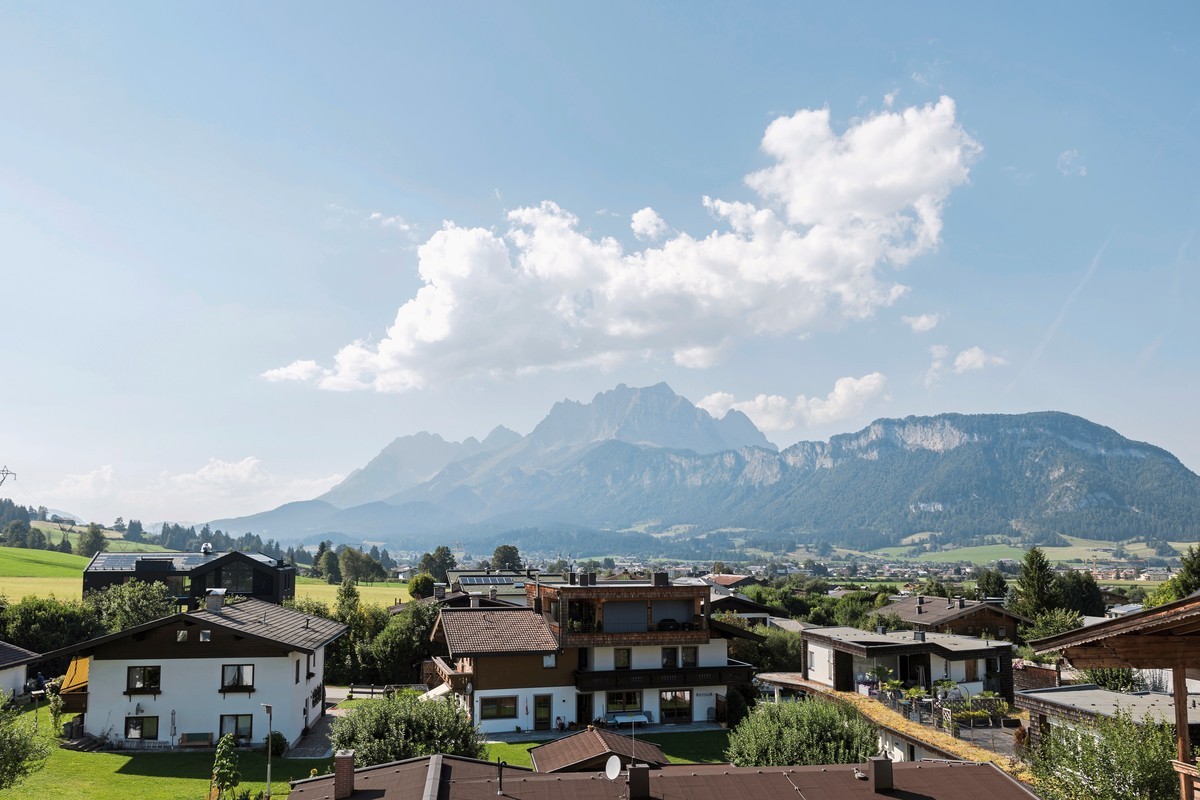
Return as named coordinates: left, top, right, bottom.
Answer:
left=1174, top=664, right=1194, bottom=800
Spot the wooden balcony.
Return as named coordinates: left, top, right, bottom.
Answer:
left=430, top=656, right=473, bottom=693
left=574, top=660, right=754, bottom=692
left=554, top=621, right=710, bottom=648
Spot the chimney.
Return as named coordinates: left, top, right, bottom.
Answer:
left=868, top=756, right=893, bottom=792
left=526, top=567, right=533, bottom=579
left=205, top=588, right=226, bottom=613
left=489, top=587, right=498, bottom=601
left=958, top=597, right=966, bottom=609
left=569, top=571, right=577, bottom=585
left=916, top=605, right=923, bottom=614
left=917, top=596, right=924, bottom=606
left=470, top=594, right=479, bottom=608
left=587, top=572, right=597, bottom=586
left=334, top=749, right=355, bottom=799
left=533, top=597, right=543, bottom=614
left=653, top=572, right=669, bottom=587
left=627, top=764, right=651, bottom=800
left=434, top=585, right=445, bottom=600
left=914, top=630, right=925, bottom=642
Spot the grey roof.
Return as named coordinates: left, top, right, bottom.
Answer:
left=189, top=598, right=347, bottom=652
left=85, top=550, right=283, bottom=572
left=803, top=626, right=1013, bottom=656
left=0, top=640, right=39, bottom=669
left=1016, top=684, right=1200, bottom=725
left=38, top=598, right=346, bottom=662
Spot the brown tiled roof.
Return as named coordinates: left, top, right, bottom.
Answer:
left=707, top=573, right=753, bottom=587
left=290, top=754, right=1041, bottom=800
left=437, top=608, right=558, bottom=656
left=528, top=728, right=667, bottom=773
left=879, top=596, right=1029, bottom=627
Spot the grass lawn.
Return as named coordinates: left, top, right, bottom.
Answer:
left=0, top=575, right=85, bottom=600
left=482, top=729, right=730, bottom=769
left=7, top=705, right=330, bottom=799
left=295, top=577, right=410, bottom=606
left=0, top=546, right=90, bottom=576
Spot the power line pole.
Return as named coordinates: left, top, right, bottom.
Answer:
left=0, top=466, right=14, bottom=486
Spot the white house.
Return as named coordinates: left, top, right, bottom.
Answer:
left=0, top=640, right=39, bottom=700
left=43, top=594, right=346, bottom=749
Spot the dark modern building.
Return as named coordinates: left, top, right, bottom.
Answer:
left=82, top=549, right=295, bottom=608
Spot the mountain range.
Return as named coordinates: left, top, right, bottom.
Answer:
left=209, top=383, right=1200, bottom=554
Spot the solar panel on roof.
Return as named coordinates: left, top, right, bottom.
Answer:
left=459, top=576, right=514, bottom=585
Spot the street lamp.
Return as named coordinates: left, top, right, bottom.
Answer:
left=261, top=704, right=273, bottom=799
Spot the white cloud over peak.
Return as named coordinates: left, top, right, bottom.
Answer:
left=698, top=372, right=889, bottom=432
left=631, top=207, right=668, bottom=240
left=268, top=97, right=980, bottom=392
left=902, top=313, right=941, bottom=332
left=925, top=344, right=1006, bottom=387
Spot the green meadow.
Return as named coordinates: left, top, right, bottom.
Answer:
left=6, top=704, right=328, bottom=800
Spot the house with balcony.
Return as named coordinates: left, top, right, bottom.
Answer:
left=875, top=595, right=1028, bottom=642
left=39, top=593, right=345, bottom=749
left=801, top=626, right=1015, bottom=701
left=83, top=549, right=296, bottom=609
left=427, top=572, right=757, bottom=734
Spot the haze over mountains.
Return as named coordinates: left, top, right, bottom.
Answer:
left=210, top=383, right=1200, bottom=553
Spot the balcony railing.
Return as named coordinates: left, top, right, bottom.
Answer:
left=430, top=656, right=473, bottom=693
left=574, top=660, right=754, bottom=692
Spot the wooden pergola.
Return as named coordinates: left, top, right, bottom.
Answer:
left=1034, top=593, right=1200, bottom=800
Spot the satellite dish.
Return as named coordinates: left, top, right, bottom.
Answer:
left=604, top=755, right=621, bottom=781
left=465, top=682, right=474, bottom=696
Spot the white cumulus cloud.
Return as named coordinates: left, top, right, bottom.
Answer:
left=902, top=313, right=941, bottom=332
left=698, top=372, right=889, bottom=432
left=269, top=97, right=980, bottom=392
left=631, top=207, right=668, bottom=240
left=926, top=344, right=1006, bottom=388
left=953, top=346, right=1007, bottom=372
left=1057, top=149, right=1087, bottom=177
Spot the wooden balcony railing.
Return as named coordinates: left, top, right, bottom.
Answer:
left=430, top=656, right=473, bottom=693
left=574, top=660, right=754, bottom=692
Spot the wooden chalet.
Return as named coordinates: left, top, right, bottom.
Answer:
left=1033, top=592, right=1200, bottom=800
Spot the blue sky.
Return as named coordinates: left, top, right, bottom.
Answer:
left=2, top=2, right=1198, bottom=524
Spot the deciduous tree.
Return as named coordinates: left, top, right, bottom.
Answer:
left=418, top=546, right=456, bottom=584
left=1032, top=708, right=1176, bottom=800
left=408, top=573, right=434, bottom=599
left=0, top=705, right=49, bottom=790
left=74, top=523, right=108, bottom=558
left=329, top=691, right=484, bottom=767
left=490, top=544, right=522, bottom=571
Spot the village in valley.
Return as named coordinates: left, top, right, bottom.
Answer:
left=3, top=506, right=1200, bottom=799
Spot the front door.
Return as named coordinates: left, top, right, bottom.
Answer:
left=534, top=694, right=553, bottom=731
left=576, top=693, right=592, bottom=726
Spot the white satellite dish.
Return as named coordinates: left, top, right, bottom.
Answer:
left=604, top=754, right=621, bottom=781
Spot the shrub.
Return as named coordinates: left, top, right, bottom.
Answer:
left=264, top=730, right=287, bottom=757
left=329, top=690, right=484, bottom=767
left=726, top=699, right=877, bottom=767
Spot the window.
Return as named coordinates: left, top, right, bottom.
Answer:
left=176, top=630, right=188, bottom=643
left=997, top=626, right=1006, bottom=638
left=125, top=717, right=159, bottom=740
left=605, top=691, right=641, bottom=712
left=220, top=714, right=253, bottom=744
left=614, top=648, right=631, bottom=670
left=543, top=653, right=557, bottom=669
left=200, top=630, right=212, bottom=642
left=295, top=660, right=301, bottom=684
left=126, top=666, right=161, bottom=694
left=221, top=563, right=253, bottom=594
left=682, top=646, right=698, bottom=669
left=480, top=696, right=518, bottom=719
left=661, top=647, right=678, bottom=668
left=221, top=664, right=255, bottom=692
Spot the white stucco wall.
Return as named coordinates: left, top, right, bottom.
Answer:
left=470, top=686, right=578, bottom=735
left=878, top=730, right=944, bottom=762
left=929, top=654, right=984, bottom=696
left=806, top=642, right=834, bottom=687
left=84, top=648, right=326, bottom=747
left=0, top=664, right=26, bottom=700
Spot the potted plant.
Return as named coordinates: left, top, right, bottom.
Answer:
left=933, top=678, right=956, bottom=699
left=881, top=678, right=905, bottom=699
